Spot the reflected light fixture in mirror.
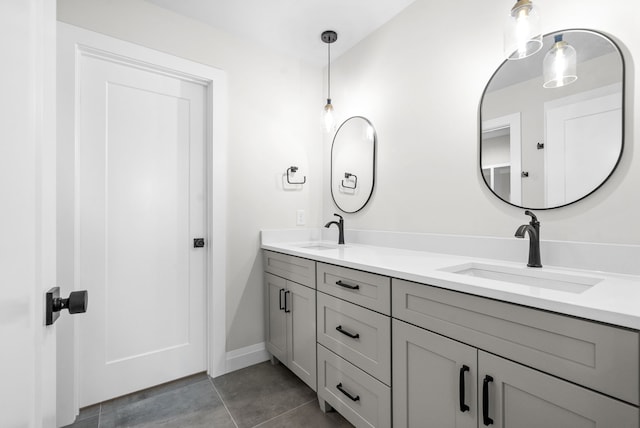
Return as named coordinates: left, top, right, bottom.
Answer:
left=543, top=34, right=578, bottom=88
left=321, top=30, right=338, bottom=133
left=504, top=0, right=542, bottom=60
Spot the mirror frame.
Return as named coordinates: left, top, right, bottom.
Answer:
left=479, top=28, right=625, bottom=210
left=330, top=116, right=377, bottom=213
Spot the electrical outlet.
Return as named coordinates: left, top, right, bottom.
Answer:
left=296, top=209, right=306, bottom=226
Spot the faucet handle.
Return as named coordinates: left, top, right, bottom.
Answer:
left=333, top=213, right=344, bottom=221
left=524, top=210, right=539, bottom=225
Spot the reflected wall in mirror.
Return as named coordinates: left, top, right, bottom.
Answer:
left=331, top=116, right=376, bottom=213
left=480, top=29, right=624, bottom=209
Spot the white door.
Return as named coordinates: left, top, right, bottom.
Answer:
left=545, top=84, right=622, bottom=206
left=0, top=0, right=57, bottom=426
left=76, top=47, right=208, bottom=406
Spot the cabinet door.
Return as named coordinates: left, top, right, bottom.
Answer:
left=393, top=320, right=477, bottom=428
left=287, top=280, right=317, bottom=391
left=478, top=351, right=639, bottom=428
left=264, top=273, right=287, bottom=362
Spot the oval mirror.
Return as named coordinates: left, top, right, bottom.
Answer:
left=480, top=29, right=624, bottom=209
left=331, top=116, right=377, bottom=213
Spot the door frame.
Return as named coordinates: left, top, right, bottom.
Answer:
left=57, top=23, right=228, bottom=425
left=481, top=113, right=522, bottom=205
left=0, top=1, right=57, bottom=426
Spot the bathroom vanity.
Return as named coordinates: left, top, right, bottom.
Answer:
left=262, top=231, right=640, bottom=428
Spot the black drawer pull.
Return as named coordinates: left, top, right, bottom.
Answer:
left=482, top=375, right=494, bottom=426
left=279, top=288, right=285, bottom=311
left=459, top=365, right=470, bottom=412
left=284, top=290, right=291, bottom=313
left=336, top=383, right=360, bottom=402
left=336, top=325, right=360, bottom=339
left=336, top=280, right=359, bottom=290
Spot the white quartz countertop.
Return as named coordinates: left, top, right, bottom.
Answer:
left=262, top=240, right=640, bottom=330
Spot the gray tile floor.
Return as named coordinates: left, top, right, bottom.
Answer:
left=64, top=361, right=352, bottom=428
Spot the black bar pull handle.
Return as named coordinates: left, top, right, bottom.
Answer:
left=336, top=383, right=360, bottom=402
left=284, top=290, right=291, bottom=313
left=279, top=288, right=285, bottom=310
left=482, top=375, right=494, bottom=426
left=459, top=365, right=470, bottom=412
left=336, top=325, right=360, bottom=339
left=336, top=280, right=359, bottom=290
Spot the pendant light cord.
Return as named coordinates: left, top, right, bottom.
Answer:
left=327, top=41, right=331, bottom=100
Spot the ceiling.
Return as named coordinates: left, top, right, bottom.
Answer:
left=145, top=0, right=417, bottom=66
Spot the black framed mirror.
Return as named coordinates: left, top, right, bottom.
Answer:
left=480, top=29, right=624, bottom=209
left=331, top=116, right=377, bottom=213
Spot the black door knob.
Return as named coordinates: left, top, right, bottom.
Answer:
left=46, top=287, right=89, bottom=325
left=54, top=290, right=88, bottom=314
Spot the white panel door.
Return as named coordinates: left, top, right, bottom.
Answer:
left=77, top=51, right=207, bottom=406
left=545, top=84, right=622, bottom=206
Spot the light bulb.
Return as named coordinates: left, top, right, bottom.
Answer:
left=504, top=0, right=542, bottom=60
left=323, top=100, right=335, bottom=133
left=543, top=35, right=577, bottom=88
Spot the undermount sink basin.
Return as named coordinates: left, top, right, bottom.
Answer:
left=298, top=243, right=340, bottom=251
left=440, top=262, right=602, bottom=294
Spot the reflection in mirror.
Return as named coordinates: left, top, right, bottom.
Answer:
left=480, top=29, right=624, bottom=209
left=331, top=117, right=376, bottom=213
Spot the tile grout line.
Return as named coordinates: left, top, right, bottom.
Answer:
left=209, top=376, right=240, bottom=428
left=250, top=398, right=317, bottom=428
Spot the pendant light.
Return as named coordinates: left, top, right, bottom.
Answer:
left=504, top=0, right=542, bottom=60
left=543, top=34, right=577, bottom=88
left=321, top=30, right=338, bottom=133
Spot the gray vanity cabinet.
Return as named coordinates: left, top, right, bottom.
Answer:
left=264, top=272, right=316, bottom=391
left=392, top=278, right=640, bottom=428
left=393, top=319, right=638, bottom=427
left=263, top=251, right=316, bottom=391
left=316, top=262, right=392, bottom=428
left=265, top=273, right=287, bottom=362
left=393, top=319, right=477, bottom=428
left=479, top=351, right=637, bottom=428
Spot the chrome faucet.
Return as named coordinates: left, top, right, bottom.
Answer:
left=324, top=213, right=345, bottom=245
left=515, top=210, right=542, bottom=268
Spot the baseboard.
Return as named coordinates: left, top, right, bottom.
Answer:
left=225, top=342, right=270, bottom=374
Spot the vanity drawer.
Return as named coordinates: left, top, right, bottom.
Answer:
left=392, top=278, right=640, bottom=405
left=263, top=250, right=315, bottom=288
left=317, top=292, right=391, bottom=385
left=317, top=263, right=390, bottom=314
left=317, top=345, right=391, bottom=428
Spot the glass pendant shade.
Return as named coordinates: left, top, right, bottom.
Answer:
left=323, top=99, right=336, bottom=133
left=504, top=0, right=542, bottom=60
left=543, top=35, right=577, bottom=88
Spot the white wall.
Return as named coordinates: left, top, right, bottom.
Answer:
left=324, top=0, right=640, bottom=245
left=57, top=0, right=323, bottom=353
